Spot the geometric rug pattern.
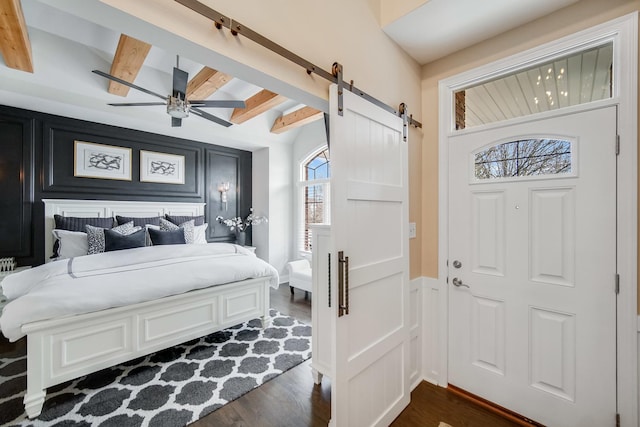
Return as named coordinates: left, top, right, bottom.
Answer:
left=0, top=309, right=311, bottom=427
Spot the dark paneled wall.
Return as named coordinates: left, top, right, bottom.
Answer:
left=0, top=105, right=252, bottom=267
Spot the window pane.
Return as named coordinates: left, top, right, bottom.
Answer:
left=304, top=184, right=326, bottom=251
left=455, top=43, right=613, bottom=129
left=475, top=139, right=571, bottom=180
left=300, top=147, right=331, bottom=252
left=305, top=148, right=330, bottom=181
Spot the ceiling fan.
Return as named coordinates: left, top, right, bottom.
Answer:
left=92, top=57, right=245, bottom=127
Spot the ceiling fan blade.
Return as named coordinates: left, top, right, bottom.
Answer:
left=172, top=117, right=182, bottom=127
left=107, top=102, right=167, bottom=106
left=173, top=67, right=188, bottom=98
left=188, top=100, right=246, bottom=108
left=92, top=70, right=167, bottom=101
left=190, top=107, right=233, bottom=127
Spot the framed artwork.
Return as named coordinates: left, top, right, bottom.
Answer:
left=140, top=150, right=185, bottom=184
left=74, top=140, right=132, bottom=181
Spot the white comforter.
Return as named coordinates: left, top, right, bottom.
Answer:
left=0, top=244, right=279, bottom=341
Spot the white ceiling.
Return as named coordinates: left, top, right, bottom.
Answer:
left=0, top=0, right=311, bottom=152
left=0, top=0, right=585, bottom=150
left=383, top=0, right=580, bottom=64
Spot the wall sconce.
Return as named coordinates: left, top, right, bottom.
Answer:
left=218, top=182, right=230, bottom=210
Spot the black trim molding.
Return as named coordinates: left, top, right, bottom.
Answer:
left=0, top=112, right=35, bottom=260
left=0, top=104, right=252, bottom=266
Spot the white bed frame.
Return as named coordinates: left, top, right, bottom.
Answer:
left=21, top=199, right=272, bottom=419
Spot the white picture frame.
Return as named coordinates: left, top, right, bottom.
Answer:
left=74, top=140, right=132, bottom=181
left=140, top=150, right=185, bottom=184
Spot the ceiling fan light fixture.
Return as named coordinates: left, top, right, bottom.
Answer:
left=167, top=96, right=190, bottom=118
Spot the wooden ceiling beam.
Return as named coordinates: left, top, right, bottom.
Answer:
left=271, top=106, right=323, bottom=134
left=108, top=34, right=152, bottom=96
left=0, top=0, right=33, bottom=72
left=230, top=89, right=286, bottom=124
left=187, top=66, right=232, bottom=99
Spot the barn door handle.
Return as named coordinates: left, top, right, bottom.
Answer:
left=338, top=251, right=349, bottom=317
left=327, top=253, right=331, bottom=308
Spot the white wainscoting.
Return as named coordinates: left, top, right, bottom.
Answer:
left=421, top=277, right=441, bottom=385
left=409, top=278, right=422, bottom=390
left=420, top=282, right=640, bottom=405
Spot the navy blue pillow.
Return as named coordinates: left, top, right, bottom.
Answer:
left=54, top=214, right=114, bottom=232
left=165, top=214, right=205, bottom=226
left=104, top=228, right=146, bottom=252
left=148, top=228, right=186, bottom=245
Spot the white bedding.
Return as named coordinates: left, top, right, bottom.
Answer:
left=0, top=243, right=279, bottom=341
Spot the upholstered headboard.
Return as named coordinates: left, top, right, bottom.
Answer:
left=43, top=199, right=205, bottom=260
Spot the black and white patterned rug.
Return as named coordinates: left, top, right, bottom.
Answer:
left=0, top=309, right=311, bottom=427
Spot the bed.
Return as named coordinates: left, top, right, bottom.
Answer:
left=0, top=199, right=277, bottom=419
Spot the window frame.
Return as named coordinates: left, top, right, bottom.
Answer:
left=453, top=42, right=614, bottom=130
left=297, top=146, right=330, bottom=254
left=470, top=135, right=578, bottom=184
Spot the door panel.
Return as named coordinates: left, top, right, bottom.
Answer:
left=330, top=85, right=409, bottom=427
left=471, top=191, right=506, bottom=275
left=470, top=295, right=505, bottom=375
left=529, top=307, right=576, bottom=401
left=448, top=107, right=616, bottom=427
left=530, top=188, right=575, bottom=286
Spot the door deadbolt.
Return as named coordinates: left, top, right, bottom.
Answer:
left=452, top=260, right=462, bottom=269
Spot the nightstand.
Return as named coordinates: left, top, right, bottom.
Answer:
left=0, top=266, right=31, bottom=313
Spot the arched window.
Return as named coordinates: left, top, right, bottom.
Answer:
left=298, top=147, right=330, bottom=252
left=474, top=138, right=573, bottom=180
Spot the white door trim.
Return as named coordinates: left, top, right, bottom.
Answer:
left=437, top=13, right=638, bottom=426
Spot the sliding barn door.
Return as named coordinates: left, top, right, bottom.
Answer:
left=329, top=84, right=410, bottom=426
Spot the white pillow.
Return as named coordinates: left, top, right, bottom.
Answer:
left=194, top=223, right=208, bottom=244
left=51, top=229, right=88, bottom=259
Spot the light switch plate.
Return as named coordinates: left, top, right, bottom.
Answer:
left=409, top=222, right=416, bottom=239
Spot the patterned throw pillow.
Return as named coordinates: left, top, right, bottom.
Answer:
left=165, top=214, right=205, bottom=226
left=115, top=215, right=163, bottom=227
left=86, top=221, right=137, bottom=255
left=159, top=218, right=195, bottom=244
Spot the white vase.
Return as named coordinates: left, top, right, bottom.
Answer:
left=235, top=230, right=246, bottom=246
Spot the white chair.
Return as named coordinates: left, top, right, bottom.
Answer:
left=287, top=259, right=312, bottom=298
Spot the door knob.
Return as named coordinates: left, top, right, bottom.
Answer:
left=452, top=277, right=470, bottom=288
left=452, top=260, right=462, bottom=269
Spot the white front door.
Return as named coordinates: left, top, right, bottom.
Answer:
left=329, top=85, right=410, bottom=426
left=448, top=107, right=617, bottom=426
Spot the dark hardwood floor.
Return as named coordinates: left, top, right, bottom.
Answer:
left=194, top=284, right=520, bottom=427
left=192, top=284, right=324, bottom=427
left=1, top=283, right=519, bottom=426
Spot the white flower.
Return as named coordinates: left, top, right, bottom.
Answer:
left=217, top=208, right=268, bottom=232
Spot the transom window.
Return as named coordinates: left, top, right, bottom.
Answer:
left=299, top=148, right=330, bottom=252
left=474, top=138, right=572, bottom=180
left=455, top=42, right=613, bottom=129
